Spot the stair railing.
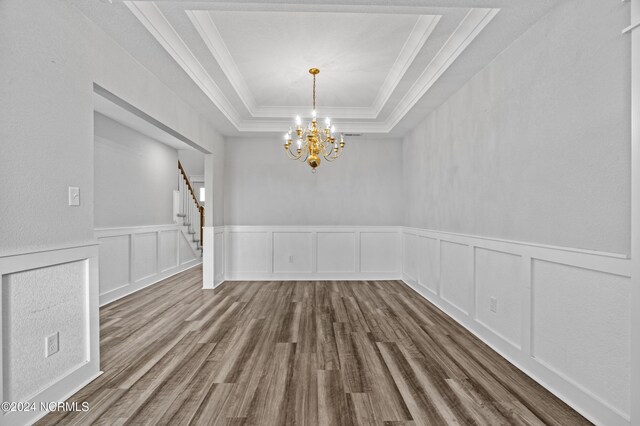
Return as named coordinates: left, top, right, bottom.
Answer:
left=177, top=161, right=204, bottom=248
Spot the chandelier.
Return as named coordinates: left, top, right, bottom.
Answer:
left=284, top=68, right=346, bottom=173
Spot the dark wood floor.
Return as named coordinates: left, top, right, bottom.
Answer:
left=39, top=266, right=589, bottom=425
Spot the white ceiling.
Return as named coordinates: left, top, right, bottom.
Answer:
left=197, top=11, right=428, bottom=109
left=71, top=0, right=563, bottom=136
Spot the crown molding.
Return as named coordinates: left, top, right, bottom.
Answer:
left=370, top=14, right=440, bottom=117
left=234, top=118, right=390, bottom=134
left=384, top=8, right=500, bottom=131
left=124, top=1, right=243, bottom=129
left=125, top=1, right=499, bottom=134
left=186, top=9, right=258, bottom=115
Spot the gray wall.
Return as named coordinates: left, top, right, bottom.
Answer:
left=0, top=0, right=224, bottom=254
left=94, top=113, right=177, bottom=228
left=179, top=149, right=205, bottom=177
left=0, top=0, right=224, bottom=419
left=205, top=148, right=225, bottom=226
left=403, top=0, right=630, bottom=254
left=224, top=136, right=403, bottom=226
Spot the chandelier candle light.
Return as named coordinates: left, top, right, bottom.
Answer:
left=284, top=68, right=346, bottom=173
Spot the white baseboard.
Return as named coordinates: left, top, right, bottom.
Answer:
left=221, top=272, right=401, bottom=283
left=99, top=259, right=201, bottom=306
left=13, top=369, right=103, bottom=426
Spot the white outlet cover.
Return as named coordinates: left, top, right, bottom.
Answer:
left=490, top=297, right=498, bottom=313
left=45, top=332, right=59, bottom=358
left=68, top=186, right=80, bottom=206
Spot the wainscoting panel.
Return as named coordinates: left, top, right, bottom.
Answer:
left=97, top=234, right=130, bottom=295
left=402, top=232, right=419, bottom=282
left=418, top=236, right=439, bottom=294
left=133, top=232, right=157, bottom=282
left=401, top=227, right=631, bottom=426
left=178, top=231, right=197, bottom=265
left=222, top=226, right=401, bottom=280
left=532, top=259, right=630, bottom=417
left=474, top=247, right=522, bottom=349
left=0, top=243, right=100, bottom=426
left=440, top=240, right=473, bottom=315
left=273, top=232, right=313, bottom=273
left=96, top=225, right=201, bottom=306
left=227, top=231, right=269, bottom=273
left=317, top=232, right=356, bottom=273
left=158, top=229, right=179, bottom=272
left=360, top=231, right=401, bottom=274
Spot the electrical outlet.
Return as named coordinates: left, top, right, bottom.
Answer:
left=45, top=332, right=59, bottom=358
left=490, top=297, right=498, bottom=313
left=288, top=255, right=294, bottom=263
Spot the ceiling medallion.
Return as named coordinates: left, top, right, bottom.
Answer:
left=284, top=68, right=346, bottom=173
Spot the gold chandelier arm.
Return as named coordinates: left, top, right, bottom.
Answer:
left=323, top=144, right=343, bottom=161
left=285, top=149, right=302, bottom=160
left=285, top=143, right=304, bottom=160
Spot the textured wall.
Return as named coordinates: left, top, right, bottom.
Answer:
left=94, top=113, right=177, bottom=228
left=224, top=136, right=403, bottom=226
left=0, top=0, right=224, bottom=254
left=178, top=149, right=205, bottom=177
left=403, top=0, right=630, bottom=254
left=205, top=143, right=225, bottom=226
left=3, top=260, right=88, bottom=402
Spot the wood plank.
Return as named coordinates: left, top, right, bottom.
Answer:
left=36, top=267, right=590, bottom=426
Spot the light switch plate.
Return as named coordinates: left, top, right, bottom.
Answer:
left=45, top=332, right=59, bottom=358
left=68, top=186, right=80, bottom=206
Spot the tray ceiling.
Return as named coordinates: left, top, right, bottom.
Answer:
left=72, top=1, right=563, bottom=136
left=125, top=1, right=497, bottom=133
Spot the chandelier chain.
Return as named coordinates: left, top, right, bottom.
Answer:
left=312, top=73, right=316, bottom=110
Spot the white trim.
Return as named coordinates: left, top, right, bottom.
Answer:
left=96, top=224, right=202, bottom=305
left=402, top=277, right=629, bottom=426
left=209, top=223, right=631, bottom=423
left=403, top=227, right=630, bottom=276
left=0, top=240, right=99, bottom=259
left=401, top=226, right=631, bottom=426
left=629, top=0, right=640, bottom=423
left=0, top=244, right=100, bottom=426
left=223, top=225, right=402, bottom=233
left=125, top=3, right=499, bottom=133
left=370, top=15, right=441, bottom=117
left=187, top=9, right=258, bottom=116
left=18, top=371, right=103, bottom=426
left=100, top=261, right=201, bottom=307
left=94, top=223, right=183, bottom=235
left=385, top=8, right=500, bottom=130
left=215, top=225, right=402, bottom=282
left=123, top=1, right=242, bottom=128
